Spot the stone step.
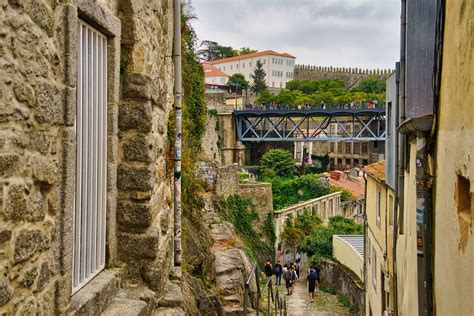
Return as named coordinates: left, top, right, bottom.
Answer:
left=157, top=282, right=184, bottom=309
left=101, top=298, right=148, bottom=316
left=68, top=268, right=125, bottom=315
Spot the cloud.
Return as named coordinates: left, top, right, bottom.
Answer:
left=190, top=0, right=400, bottom=69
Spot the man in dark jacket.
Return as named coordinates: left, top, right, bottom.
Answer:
left=264, top=260, right=273, bottom=279
left=273, top=260, right=283, bottom=285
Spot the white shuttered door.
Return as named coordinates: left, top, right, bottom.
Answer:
left=73, top=20, right=107, bottom=293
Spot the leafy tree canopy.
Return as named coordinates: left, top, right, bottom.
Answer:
left=227, top=73, right=249, bottom=90
left=351, top=76, right=386, bottom=94
left=197, top=40, right=257, bottom=61
left=300, top=215, right=363, bottom=261
left=250, top=60, right=268, bottom=95
left=264, top=78, right=386, bottom=107
left=260, top=149, right=295, bottom=178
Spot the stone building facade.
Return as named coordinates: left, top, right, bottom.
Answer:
left=0, top=0, right=175, bottom=314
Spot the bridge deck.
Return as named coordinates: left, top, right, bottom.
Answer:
left=233, top=108, right=385, bottom=117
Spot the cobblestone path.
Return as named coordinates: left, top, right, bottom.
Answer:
left=284, top=281, right=350, bottom=316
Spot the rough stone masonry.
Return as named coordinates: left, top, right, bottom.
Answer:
left=0, top=0, right=175, bottom=314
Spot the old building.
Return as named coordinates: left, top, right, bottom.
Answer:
left=389, top=1, right=474, bottom=315
left=0, top=1, right=177, bottom=314
left=364, top=161, right=395, bottom=315
left=209, top=50, right=296, bottom=90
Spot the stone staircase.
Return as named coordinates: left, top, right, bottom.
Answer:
left=67, top=267, right=185, bottom=316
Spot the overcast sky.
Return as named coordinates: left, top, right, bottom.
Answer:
left=190, top=0, right=400, bottom=69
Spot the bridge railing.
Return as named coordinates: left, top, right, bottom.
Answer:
left=237, top=101, right=385, bottom=111
left=243, top=262, right=287, bottom=316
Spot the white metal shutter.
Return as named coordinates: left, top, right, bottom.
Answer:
left=73, top=20, right=107, bottom=294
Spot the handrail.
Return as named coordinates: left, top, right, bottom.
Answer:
left=243, top=262, right=287, bottom=316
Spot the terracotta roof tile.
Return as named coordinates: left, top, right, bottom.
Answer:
left=209, top=50, right=295, bottom=64
left=365, top=161, right=386, bottom=182
left=202, top=63, right=229, bottom=77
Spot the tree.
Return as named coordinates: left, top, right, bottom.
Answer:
left=239, top=47, right=258, bottom=55
left=255, top=90, right=274, bottom=104
left=351, top=76, right=386, bottom=94
left=280, top=217, right=305, bottom=261
left=250, top=60, right=268, bottom=95
left=197, top=40, right=237, bottom=61
left=260, top=149, right=295, bottom=179
left=227, top=73, right=249, bottom=91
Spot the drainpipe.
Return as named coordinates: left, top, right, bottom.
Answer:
left=392, top=62, right=400, bottom=315
left=173, top=0, right=182, bottom=266
left=395, top=0, right=407, bottom=313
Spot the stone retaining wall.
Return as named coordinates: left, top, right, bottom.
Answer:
left=319, top=260, right=365, bottom=315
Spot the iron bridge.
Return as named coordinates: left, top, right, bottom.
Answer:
left=234, top=109, right=386, bottom=142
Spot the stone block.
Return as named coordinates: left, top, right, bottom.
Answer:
left=0, top=278, right=13, bottom=306
left=118, top=99, right=152, bottom=132
left=20, top=266, right=37, bottom=288
left=0, top=230, right=12, bottom=244
left=24, top=1, right=54, bottom=37
left=0, top=153, right=19, bottom=177
left=158, top=282, right=184, bottom=308
left=117, top=229, right=160, bottom=260
left=122, top=72, right=157, bottom=101
left=141, top=234, right=172, bottom=291
left=34, top=261, right=50, bottom=293
left=28, top=131, right=51, bottom=155
left=117, top=164, right=154, bottom=191
left=117, top=200, right=155, bottom=231
left=13, top=229, right=50, bottom=264
left=64, top=86, right=76, bottom=126
left=13, top=82, right=35, bottom=107
left=123, top=134, right=154, bottom=162
left=35, top=82, right=64, bottom=125
left=32, top=156, right=58, bottom=184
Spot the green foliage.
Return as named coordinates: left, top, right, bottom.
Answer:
left=239, top=47, right=258, bottom=55
left=251, top=60, right=268, bottom=95
left=255, top=89, right=275, bottom=104
left=273, top=78, right=385, bottom=107
left=215, top=195, right=273, bottom=266
left=269, top=174, right=331, bottom=210
left=280, top=211, right=322, bottom=255
left=336, top=293, right=356, bottom=313
left=263, top=213, right=277, bottom=246
left=181, top=7, right=206, bottom=215
left=208, top=109, right=218, bottom=117
left=260, top=149, right=296, bottom=178
left=120, top=55, right=128, bottom=75
left=300, top=215, right=363, bottom=260
left=351, top=76, right=386, bottom=94
left=306, top=154, right=330, bottom=174
left=238, top=172, right=249, bottom=181
left=227, top=73, right=249, bottom=90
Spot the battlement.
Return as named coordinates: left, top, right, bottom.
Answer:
left=295, top=64, right=394, bottom=76
left=294, top=64, right=394, bottom=89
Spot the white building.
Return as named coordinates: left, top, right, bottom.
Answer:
left=209, top=50, right=296, bottom=89
left=202, top=62, right=229, bottom=85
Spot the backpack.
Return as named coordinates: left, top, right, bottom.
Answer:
left=307, top=268, right=318, bottom=281
left=284, top=270, right=292, bottom=281
left=274, top=265, right=281, bottom=273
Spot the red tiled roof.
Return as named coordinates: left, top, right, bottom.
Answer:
left=209, top=50, right=295, bottom=64
left=323, top=171, right=365, bottom=198
left=365, top=161, right=386, bottom=182
left=202, top=63, right=229, bottom=77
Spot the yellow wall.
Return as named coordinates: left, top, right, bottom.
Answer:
left=434, top=1, right=474, bottom=314
left=366, top=229, right=385, bottom=316
left=397, top=141, right=419, bottom=315
left=333, top=236, right=364, bottom=281
left=366, top=176, right=387, bottom=247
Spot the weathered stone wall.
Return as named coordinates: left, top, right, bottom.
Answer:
left=215, top=164, right=240, bottom=198
left=238, top=182, right=273, bottom=230
left=294, top=64, right=392, bottom=89
left=319, top=260, right=365, bottom=315
left=0, top=0, right=175, bottom=314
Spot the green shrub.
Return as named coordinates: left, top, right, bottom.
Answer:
left=300, top=215, right=363, bottom=260
left=260, top=149, right=296, bottom=178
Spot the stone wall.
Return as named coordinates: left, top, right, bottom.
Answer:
left=319, top=260, right=365, bottom=315
left=238, top=182, right=273, bottom=230
left=215, top=164, right=240, bottom=198
left=294, top=64, right=392, bottom=89
left=0, top=0, right=175, bottom=314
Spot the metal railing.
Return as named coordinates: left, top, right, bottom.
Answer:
left=243, top=263, right=287, bottom=316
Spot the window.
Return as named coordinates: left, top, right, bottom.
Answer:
left=389, top=194, right=394, bottom=227
left=230, top=65, right=233, bottom=70
left=337, top=143, right=343, bottom=154
left=372, top=246, right=377, bottom=289
left=243, top=63, right=245, bottom=68
left=263, top=59, right=266, bottom=64
left=329, top=142, right=335, bottom=152
left=223, top=66, right=226, bottom=71
left=345, top=142, right=352, bottom=154
left=249, top=61, right=252, bottom=67
left=374, top=141, right=379, bottom=148
left=362, top=142, right=368, bottom=154
left=376, top=186, right=381, bottom=225
left=74, top=20, right=108, bottom=293
left=387, top=102, right=392, bottom=137
left=353, top=142, right=360, bottom=155
left=236, top=64, right=239, bottom=69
